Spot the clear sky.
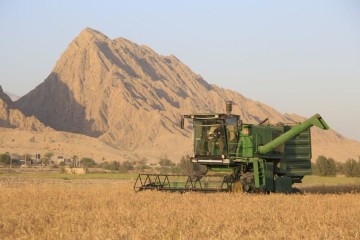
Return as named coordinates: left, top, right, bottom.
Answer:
left=0, top=0, right=359, bottom=141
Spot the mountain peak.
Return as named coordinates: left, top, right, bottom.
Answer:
left=82, top=27, right=100, bottom=34
left=79, top=27, right=108, bottom=38
left=70, top=27, right=110, bottom=47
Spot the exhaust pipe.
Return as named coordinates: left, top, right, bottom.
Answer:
left=226, top=101, right=233, bottom=115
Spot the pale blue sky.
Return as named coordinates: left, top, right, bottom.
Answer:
left=0, top=0, right=359, bottom=140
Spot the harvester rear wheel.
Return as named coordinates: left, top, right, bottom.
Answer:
left=292, top=188, right=303, bottom=194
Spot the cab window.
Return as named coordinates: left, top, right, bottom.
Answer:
left=194, top=119, right=227, bottom=156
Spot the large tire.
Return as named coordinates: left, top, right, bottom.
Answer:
left=292, top=187, right=303, bottom=194
left=240, top=172, right=255, bottom=193
left=232, top=181, right=243, bottom=193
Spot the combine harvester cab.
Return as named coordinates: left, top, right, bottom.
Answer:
left=134, top=101, right=329, bottom=193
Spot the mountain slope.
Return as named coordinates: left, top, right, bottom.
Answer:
left=0, top=86, right=46, bottom=131
left=15, top=28, right=360, bottom=162
left=0, top=127, right=139, bottom=163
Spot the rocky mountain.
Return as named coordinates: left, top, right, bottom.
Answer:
left=13, top=28, right=360, bottom=162
left=0, top=86, right=46, bottom=131
left=0, top=86, right=138, bottom=162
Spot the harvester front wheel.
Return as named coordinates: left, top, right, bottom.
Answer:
left=232, top=181, right=243, bottom=193
left=240, top=172, right=255, bottom=193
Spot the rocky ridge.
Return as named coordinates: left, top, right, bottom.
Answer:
left=0, top=86, right=46, bottom=131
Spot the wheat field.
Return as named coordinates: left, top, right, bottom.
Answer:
left=0, top=176, right=359, bottom=240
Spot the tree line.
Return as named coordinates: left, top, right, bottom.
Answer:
left=0, top=152, right=204, bottom=175
left=312, top=155, right=360, bottom=177
left=2, top=151, right=359, bottom=177
left=62, top=155, right=206, bottom=174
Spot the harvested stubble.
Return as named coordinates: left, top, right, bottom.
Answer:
left=0, top=177, right=359, bottom=240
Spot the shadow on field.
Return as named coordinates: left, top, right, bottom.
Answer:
left=299, top=185, right=360, bottom=194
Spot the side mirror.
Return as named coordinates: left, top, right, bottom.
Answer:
left=180, top=117, right=185, bottom=129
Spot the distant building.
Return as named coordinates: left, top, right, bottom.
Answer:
left=53, top=155, right=73, bottom=165
left=64, top=159, right=73, bottom=165
left=53, top=155, right=65, bottom=164
left=10, top=154, right=22, bottom=166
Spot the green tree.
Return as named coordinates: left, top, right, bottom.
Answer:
left=0, top=154, right=11, bottom=166
left=41, top=157, right=50, bottom=165
left=335, top=161, right=344, bottom=175
left=327, top=158, right=337, bottom=176
left=316, top=155, right=336, bottom=176
left=159, top=156, right=175, bottom=167
left=122, top=161, right=134, bottom=171
left=42, top=152, right=54, bottom=165
left=100, top=161, right=121, bottom=171
left=342, top=159, right=360, bottom=177
left=80, top=158, right=96, bottom=168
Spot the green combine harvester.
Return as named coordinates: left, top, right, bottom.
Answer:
left=134, top=101, right=329, bottom=193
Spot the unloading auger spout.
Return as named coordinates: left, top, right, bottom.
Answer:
left=257, top=114, right=329, bottom=154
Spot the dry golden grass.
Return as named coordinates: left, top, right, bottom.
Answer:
left=0, top=176, right=359, bottom=240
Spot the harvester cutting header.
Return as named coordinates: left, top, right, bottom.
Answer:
left=134, top=101, right=329, bottom=193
